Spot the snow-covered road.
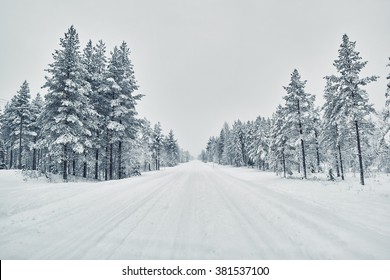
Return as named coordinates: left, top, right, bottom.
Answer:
left=0, top=161, right=389, bottom=259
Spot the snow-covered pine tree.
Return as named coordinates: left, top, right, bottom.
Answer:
left=42, top=25, right=94, bottom=181
left=269, top=105, right=295, bottom=177
left=138, top=118, right=153, bottom=171
left=152, top=122, right=163, bottom=170
left=12, top=81, right=32, bottom=169
left=165, top=130, right=179, bottom=167
left=105, top=42, right=141, bottom=179
left=82, top=40, right=109, bottom=179
left=328, top=34, right=378, bottom=185
left=231, top=120, right=245, bottom=167
left=29, top=93, right=44, bottom=170
left=0, top=97, right=17, bottom=168
left=282, top=69, right=315, bottom=179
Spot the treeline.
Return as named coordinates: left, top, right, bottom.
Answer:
left=201, top=34, right=390, bottom=185
left=0, top=26, right=191, bottom=181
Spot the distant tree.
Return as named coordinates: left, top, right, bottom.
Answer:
left=327, top=34, right=378, bottom=185
left=165, top=130, right=179, bottom=166
left=152, top=122, right=163, bottom=170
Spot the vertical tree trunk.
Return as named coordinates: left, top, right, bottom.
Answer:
left=118, top=141, right=122, bottom=179
left=109, top=143, right=113, bottom=180
left=105, top=146, right=108, bottom=181
left=32, top=148, right=37, bottom=170
left=335, top=151, right=340, bottom=177
left=10, top=148, right=13, bottom=169
left=18, top=115, right=23, bottom=169
left=83, top=161, right=87, bottom=178
left=63, top=144, right=68, bottom=181
left=355, top=120, right=365, bottom=185
left=95, top=148, right=99, bottom=180
left=297, top=100, right=307, bottom=179
left=314, top=130, right=320, bottom=171
left=72, top=157, right=76, bottom=176
left=282, top=151, right=286, bottom=178
left=338, top=144, right=344, bottom=180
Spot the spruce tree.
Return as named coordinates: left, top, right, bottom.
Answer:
left=105, top=42, right=141, bottom=179
left=328, top=34, right=378, bottom=185
left=13, top=81, right=32, bottom=169
left=152, top=122, right=163, bottom=170
left=283, top=69, right=315, bottom=179
left=42, top=25, right=94, bottom=181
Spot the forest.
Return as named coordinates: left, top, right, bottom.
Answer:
left=201, top=34, right=390, bottom=185
left=0, top=26, right=191, bottom=181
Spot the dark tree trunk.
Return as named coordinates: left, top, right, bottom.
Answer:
left=72, top=158, right=76, bottom=176
left=83, top=162, right=87, bottom=178
left=335, top=151, right=340, bottom=177
left=314, top=129, right=320, bottom=170
left=10, top=148, right=13, bottom=168
left=105, top=145, right=108, bottom=181
left=18, top=115, right=23, bottom=169
left=355, top=120, right=365, bottom=185
left=297, top=100, right=307, bottom=179
left=63, top=144, right=68, bottom=181
left=32, top=148, right=37, bottom=170
left=109, top=143, right=113, bottom=180
left=95, top=148, right=99, bottom=180
left=338, top=144, right=344, bottom=180
left=282, top=151, right=286, bottom=178
left=118, top=141, right=122, bottom=179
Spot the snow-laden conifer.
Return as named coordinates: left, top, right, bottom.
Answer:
left=327, top=34, right=378, bottom=185
left=42, top=26, right=94, bottom=181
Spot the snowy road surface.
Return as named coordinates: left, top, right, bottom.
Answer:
left=0, top=161, right=389, bottom=259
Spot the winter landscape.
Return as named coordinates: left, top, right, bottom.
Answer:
left=1, top=0, right=390, bottom=260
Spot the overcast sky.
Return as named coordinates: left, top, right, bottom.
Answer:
left=1, top=0, right=389, bottom=156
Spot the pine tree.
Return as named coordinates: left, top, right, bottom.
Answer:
left=13, top=81, right=32, bottom=169
left=328, top=34, right=378, bottom=185
left=270, top=105, right=295, bottom=177
left=42, top=25, right=94, bottom=181
left=165, top=130, right=179, bottom=166
left=152, top=122, right=163, bottom=170
left=29, top=93, right=44, bottom=170
left=105, top=42, right=141, bottom=179
left=283, top=69, right=316, bottom=179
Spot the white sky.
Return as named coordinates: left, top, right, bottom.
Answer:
left=1, top=0, right=389, bottom=156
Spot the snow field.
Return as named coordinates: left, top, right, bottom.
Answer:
left=0, top=161, right=389, bottom=259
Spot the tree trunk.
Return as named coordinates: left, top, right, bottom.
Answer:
left=355, top=120, right=365, bottom=185
left=72, top=158, right=76, bottom=176
left=63, top=144, right=68, bottom=181
left=109, top=143, right=113, bottom=180
left=9, top=148, right=13, bottom=169
left=335, top=151, right=340, bottom=177
left=338, top=144, right=344, bottom=180
left=95, top=148, right=99, bottom=180
left=314, top=130, right=320, bottom=171
left=32, top=148, right=37, bottom=170
left=18, top=115, right=23, bottom=169
left=83, top=162, right=87, bottom=178
left=105, top=146, right=108, bottom=181
left=118, top=141, right=122, bottom=179
left=282, top=151, right=286, bottom=178
left=297, top=100, right=307, bottom=179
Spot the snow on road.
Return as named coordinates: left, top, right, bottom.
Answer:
left=0, top=161, right=389, bottom=259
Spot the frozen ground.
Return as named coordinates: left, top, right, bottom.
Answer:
left=0, top=161, right=389, bottom=259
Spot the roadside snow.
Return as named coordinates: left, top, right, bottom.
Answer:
left=0, top=162, right=389, bottom=259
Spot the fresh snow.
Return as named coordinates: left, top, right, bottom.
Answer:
left=0, top=161, right=389, bottom=259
